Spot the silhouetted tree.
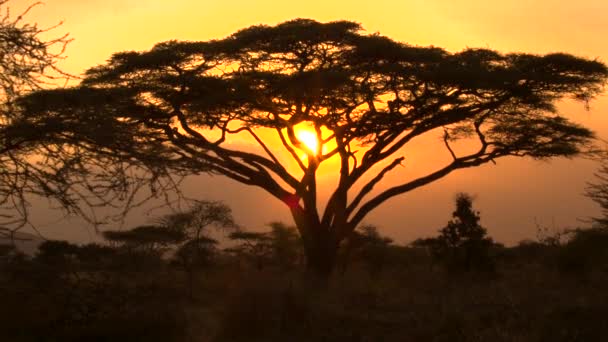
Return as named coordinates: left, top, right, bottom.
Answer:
left=160, top=200, right=236, bottom=286
left=556, top=227, right=608, bottom=277
left=227, top=231, right=273, bottom=270
left=356, top=224, right=394, bottom=276
left=173, top=236, right=218, bottom=298
left=10, top=19, right=608, bottom=277
left=102, top=225, right=184, bottom=269
left=585, top=157, right=608, bottom=227
left=35, top=240, right=79, bottom=266
left=74, top=242, right=116, bottom=269
left=433, top=193, right=495, bottom=272
left=268, top=222, right=302, bottom=271
left=103, top=225, right=185, bottom=252
left=159, top=201, right=237, bottom=240
left=0, top=0, right=72, bottom=235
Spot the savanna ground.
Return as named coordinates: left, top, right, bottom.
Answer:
left=1, top=235, right=608, bottom=342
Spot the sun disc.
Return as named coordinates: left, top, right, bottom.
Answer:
left=296, top=130, right=318, bottom=153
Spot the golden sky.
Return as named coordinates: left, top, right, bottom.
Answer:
left=14, top=0, right=608, bottom=244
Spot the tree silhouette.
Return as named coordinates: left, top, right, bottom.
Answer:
left=102, top=225, right=184, bottom=269
left=267, top=222, right=302, bottom=271
left=10, top=19, right=608, bottom=277
left=434, top=193, right=495, bottom=272
left=227, top=231, right=273, bottom=270
left=585, top=157, right=608, bottom=227
left=159, top=201, right=235, bottom=286
left=338, top=224, right=393, bottom=275
left=157, top=200, right=237, bottom=242
left=0, top=0, right=72, bottom=236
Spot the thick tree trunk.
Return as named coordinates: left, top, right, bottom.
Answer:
left=290, top=207, right=343, bottom=280
left=303, top=232, right=339, bottom=279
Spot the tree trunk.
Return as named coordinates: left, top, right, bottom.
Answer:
left=290, top=208, right=343, bottom=281
left=302, top=228, right=340, bottom=280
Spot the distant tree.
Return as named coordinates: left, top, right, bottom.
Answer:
left=173, top=236, right=218, bottom=298
left=173, top=236, right=218, bottom=268
left=159, top=200, right=237, bottom=242
left=338, top=224, right=393, bottom=275
left=102, top=225, right=185, bottom=253
left=585, top=157, right=608, bottom=227
left=268, top=222, right=302, bottom=271
left=36, top=239, right=78, bottom=258
left=34, top=240, right=80, bottom=271
left=432, top=193, right=495, bottom=272
left=160, top=200, right=236, bottom=271
left=227, top=231, right=273, bottom=270
left=102, top=225, right=184, bottom=270
left=226, top=222, right=301, bottom=271
left=10, top=19, right=608, bottom=277
left=556, top=227, right=608, bottom=277
left=74, top=242, right=116, bottom=269
left=356, top=224, right=394, bottom=276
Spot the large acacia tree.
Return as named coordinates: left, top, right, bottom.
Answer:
left=9, top=19, right=608, bottom=276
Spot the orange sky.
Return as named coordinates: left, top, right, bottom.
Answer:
left=13, top=0, right=608, bottom=245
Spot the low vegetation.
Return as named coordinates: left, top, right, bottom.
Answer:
left=2, top=195, right=608, bottom=341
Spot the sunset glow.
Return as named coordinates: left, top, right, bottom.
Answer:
left=12, top=0, right=608, bottom=247
left=295, top=129, right=319, bottom=154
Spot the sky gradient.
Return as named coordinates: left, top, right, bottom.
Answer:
left=12, top=0, right=608, bottom=245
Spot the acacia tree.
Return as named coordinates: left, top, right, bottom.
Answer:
left=0, top=1, right=187, bottom=241
left=434, top=193, right=494, bottom=272
left=585, top=157, right=608, bottom=227
left=0, top=0, right=72, bottom=236
left=9, top=19, right=608, bottom=277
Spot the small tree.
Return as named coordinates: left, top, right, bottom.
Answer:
left=556, top=227, right=608, bottom=277
left=102, top=225, right=185, bottom=253
left=585, top=157, right=608, bottom=228
left=433, top=193, right=495, bottom=272
left=337, top=224, right=393, bottom=275
left=160, top=200, right=236, bottom=271
left=102, top=225, right=184, bottom=270
left=227, top=231, right=273, bottom=270
left=268, top=222, right=302, bottom=271
left=159, top=201, right=237, bottom=241
left=356, top=224, right=394, bottom=276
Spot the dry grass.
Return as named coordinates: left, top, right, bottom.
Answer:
left=2, top=255, right=608, bottom=341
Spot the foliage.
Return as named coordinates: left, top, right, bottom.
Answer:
left=227, top=222, right=301, bottom=271
left=585, top=156, right=608, bottom=227
left=158, top=200, right=237, bottom=239
left=4, top=223, right=608, bottom=341
left=103, top=225, right=185, bottom=252
left=428, top=193, right=496, bottom=272
left=173, top=236, right=218, bottom=268
left=160, top=201, right=236, bottom=274
left=338, top=224, right=394, bottom=275
left=228, top=230, right=274, bottom=270
left=0, top=0, right=73, bottom=236
left=556, top=227, right=608, bottom=277
left=9, top=18, right=608, bottom=276
left=268, top=222, right=302, bottom=271
left=34, top=239, right=79, bottom=265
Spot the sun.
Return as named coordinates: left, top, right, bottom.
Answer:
left=295, top=129, right=319, bottom=154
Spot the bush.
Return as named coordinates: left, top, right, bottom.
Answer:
left=557, top=228, right=608, bottom=277
left=431, top=193, right=496, bottom=273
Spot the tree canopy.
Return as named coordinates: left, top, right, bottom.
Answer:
left=0, top=0, right=72, bottom=237
left=7, top=19, right=608, bottom=275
